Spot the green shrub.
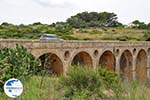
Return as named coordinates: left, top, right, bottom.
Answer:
left=55, top=25, right=73, bottom=35
left=60, top=66, right=122, bottom=100
left=89, top=29, right=102, bottom=34
left=78, top=28, right=89, bottom=33
left=143, top=33, right=150, bottom=41
left=83, top=38, right=93, bottom=40
left=117, top=36, right=128, bottom=41
left=0, top=45, right=39, bottom=92
left=144, top=79, right=150, bottom=88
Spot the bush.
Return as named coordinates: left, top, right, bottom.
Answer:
left=83, top=38, right=93, bottom=40
left=78, top=28, right=89, bottom=33
left=0, top=45, right=39, bottom=91
left=55, top=24, right=73, bottom=35
left=89, top=29, right=102, bottom=34
left=144, top=79, right=150, bottom=88
left=143, top=33, right=150, bottom=41
left=117, top=36, right=128, bottom=41
left=60, top=66, right=122, bottom=100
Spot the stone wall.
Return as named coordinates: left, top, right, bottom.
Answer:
left=0, top=39, right=150, bottom=81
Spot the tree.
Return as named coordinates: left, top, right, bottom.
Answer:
left=131, top=20, right=147, bottom=29
left=66, top=11, right=120, bottom=28
left=67, top=16, right=87, bottom=28
left=99, top=12, right=118, bottom=27
left=1, top=22, right=10, bottom=26
left=32, top=22, right=42, bottom=25
left=147, top=23, right=150, bottom=29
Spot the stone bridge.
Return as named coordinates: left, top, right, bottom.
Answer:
left=0, top=39, right=150, bottom=81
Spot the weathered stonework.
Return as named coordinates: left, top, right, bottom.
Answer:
left=0, top=39, right=150, bottom=81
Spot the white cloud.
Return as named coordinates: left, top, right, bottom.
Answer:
left=32, top=0, right=76, bottom=8
left=0, top=0, right=149, bottom=24
left=2, top=0, right=30, bottom=6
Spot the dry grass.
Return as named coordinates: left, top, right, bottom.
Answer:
left=1, top=76, right=150, bottom=100
left=70, top=28, right=150, bottom=41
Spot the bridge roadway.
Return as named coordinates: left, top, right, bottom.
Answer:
left=0, top=39, right=150, bottom=81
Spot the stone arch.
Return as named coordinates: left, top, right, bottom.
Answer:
left=120, top=50, right=133, bottom=81
left=136, top=49, right=147, bottom=81
left=39, top=53, right=63, bottom=75
left=99, top=51, right=116, bottom=71
left=71, top=51, right=92, bottom=67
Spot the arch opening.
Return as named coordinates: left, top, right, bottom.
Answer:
left=99, top=51, right=116, bottom=71
left=94, top=50, right=99, bottom=57
left=71, top=51, right=92, bottom=67
left=120, top=50, right=133, bottom=81
left=136, top=49, right=147, bottom=81
left=115, top=49, right=120, bottom=56
left=133, top=48, right=136, bottom=55
left=64, top=51, right=70, bottom=60
left=39, top=53, right=63, bottom=75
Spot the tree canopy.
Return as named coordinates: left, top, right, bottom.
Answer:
left=66, top=12, right=121, bottom=28
left=131, top=20, right=149, bottom=29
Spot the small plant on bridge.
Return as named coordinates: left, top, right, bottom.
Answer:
left=0, top=44, right=39, bottom=92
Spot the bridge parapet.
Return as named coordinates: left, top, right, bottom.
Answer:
left=0, top=39, right=150, bottom=49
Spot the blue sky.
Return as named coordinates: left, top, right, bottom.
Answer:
left=0, top=0, right=149, bottom=25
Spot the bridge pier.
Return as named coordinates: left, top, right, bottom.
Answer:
left=115, top=56, right=120, bottom=74
left=92, top=57, right=97, bottom=69
left=63, top=61, right=69, bottom=75
left=147, top=56, right=150, bottom=78
left=132, top=55, right=137, bottom=80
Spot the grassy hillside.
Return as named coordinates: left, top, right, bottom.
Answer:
left=69, top=28, right=150, bottom=41
left=0, top=23, right=150, bottom=41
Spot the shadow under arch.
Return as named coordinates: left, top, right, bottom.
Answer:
left=71, top=51, right=93, bottom=67
left=120, top=50, right=133, bottom=81
left=99, top=51, right=116, bottom=71
left=136, top=49, right=147, bottom=81
left=39, top=53, right=63, bottom=75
